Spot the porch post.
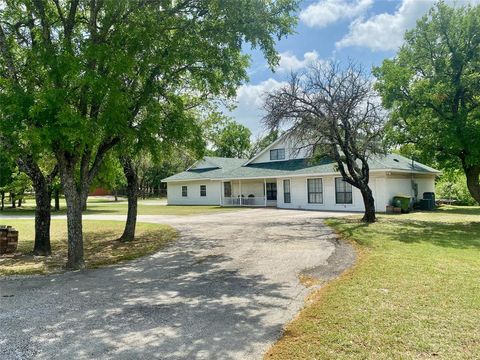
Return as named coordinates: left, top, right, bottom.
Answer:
left=239, top=180, right=242, bottom=206
left=220, top=181, right=223, bottom=206
left=264, top=179, right=267, bottom=207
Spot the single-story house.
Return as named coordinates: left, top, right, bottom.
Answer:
left=162, top=136, right=440, bottom=212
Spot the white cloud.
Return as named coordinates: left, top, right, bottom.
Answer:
left=300, top=0, right=373, bottom=28
left=226, top=78, right=287, bottom=135
left=336, top=0, right=480, bottom=51
left=277, top=51, right=320, bottom=72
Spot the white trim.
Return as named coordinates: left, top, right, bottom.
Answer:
left=306, top=177, right=325, bottom=205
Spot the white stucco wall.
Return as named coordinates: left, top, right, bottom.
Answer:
left=250, top=137, right=309, bottom=164
left=276, top=172, right=436, bottom=212
left=167, top=180, right=222, bottom=205
left=384, top=174, right=436, bottom=205
left=166, top=172, right=436, bottom=212
left=276, top=175, right=377, bottom=212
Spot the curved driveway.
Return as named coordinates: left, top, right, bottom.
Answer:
left=0, top=209, right=355, bottom=360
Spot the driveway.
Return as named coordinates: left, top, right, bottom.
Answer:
left=0, top=209, right=355, bottom=360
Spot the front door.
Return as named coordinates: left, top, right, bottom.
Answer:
left=266, top=182, right=277, bottom=201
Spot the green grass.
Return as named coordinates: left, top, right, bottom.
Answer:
left=0, top=220, right=177, bottom=276
left=266, top=206, right=480, bottom=360
left=0, top=197, right=243, bottom=216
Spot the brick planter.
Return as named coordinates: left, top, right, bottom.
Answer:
left=0, top=226, right=18, bottom=255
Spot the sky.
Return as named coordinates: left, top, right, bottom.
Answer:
left=226, top=0, right=479, bottom=137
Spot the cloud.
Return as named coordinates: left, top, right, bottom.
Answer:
left=277, top=51, right=320, bottom=72
left=336, top=0, right=480, bottom=51
left=226, top=78, right=287, bottom=135
left=300, top=0, right=373, bottom=28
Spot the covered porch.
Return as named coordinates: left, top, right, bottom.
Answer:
left=221, top=178, right=278, bottom=207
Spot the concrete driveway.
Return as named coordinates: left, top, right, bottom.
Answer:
left=0, top=209, right=355, bottom=360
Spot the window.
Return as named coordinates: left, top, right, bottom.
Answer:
left=335, top=178, right=353, bottom=204
left=283, top=179, right=291, bottom=203
left=270, top=148, right=285, bottom=161
left=307, top=178, right=323, bottom=204
left=200, top=185, right=206, bottom=197
left=182, top=186, right=188, bottom=197
left=266, top=182, right=277, bottom=200
left=224, top=182, right=231, bottom=197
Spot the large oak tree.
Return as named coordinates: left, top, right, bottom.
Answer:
left=374, top=2, right=480, bottom=203
left=0, top=0, right=298, bottom=268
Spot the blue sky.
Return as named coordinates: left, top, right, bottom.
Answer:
left=227, top=0, right=479, bottom=137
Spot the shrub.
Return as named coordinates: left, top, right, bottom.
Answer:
left=436, top=170, right=476, bottom=205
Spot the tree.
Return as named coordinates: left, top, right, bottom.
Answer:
left=249, top=129, right=280, bottom=158
left=211, top=118, right=252, bottom=159
left=0, top=151, right=14, bottom=211
left=0, top=0, right=298, bottom=268
left=264, top=61, right=385, bottom=223
left=373, top=2, right=480, bottom=203
left=91, top=155, right=126, bottom=202
left=118, top=100, right=206, bottom=242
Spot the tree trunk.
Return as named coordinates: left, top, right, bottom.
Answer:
left=360, top=186, right=376, bottom=223
left=17, top=157, right=58, bottom=255
left=10, top=193, right=15, bottom=208
left=119, top=157, right=138, bottom=242
left=33, top=184, right=52, bottom=256
left=18, top=196, right=22, bottom=207
left=81, top=192, right=88, bottom=212
left=1, top=191, right=4, bottom=211
left=61, top=170, right=85, bottom=269
left=464, top=164, right=480, bottom=204
left=114, top=189, right=118, bottom=202
left=54, top=188, right=60, bottom=211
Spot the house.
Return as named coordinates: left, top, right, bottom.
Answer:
left=162, top=135, right=440, bottom=212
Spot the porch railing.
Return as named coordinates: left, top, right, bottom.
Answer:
left=223, top=196, right=266, bottom=207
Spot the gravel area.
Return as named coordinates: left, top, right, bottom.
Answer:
left=0, top=208, right=355, bottom=360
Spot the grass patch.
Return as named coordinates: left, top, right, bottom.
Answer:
left=0, top=220, right=177, bottom=276
left=266, top=205, right=480, bottom=359
left=0, top=198, right=244, bottom=216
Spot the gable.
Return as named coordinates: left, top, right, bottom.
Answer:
left=246, top=134, right=311, bottom=165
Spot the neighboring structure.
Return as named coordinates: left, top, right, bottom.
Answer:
left=162, top=135, right=440, bottom=212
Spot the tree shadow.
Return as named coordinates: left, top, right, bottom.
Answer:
left=433, top=206, right=480, bottom=216
left=385, top=219, right=480, bottom=250
left=0, top=232, right=294, bottom=360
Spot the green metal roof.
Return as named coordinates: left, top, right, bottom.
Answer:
left=162, top=154, right=439, bottom=182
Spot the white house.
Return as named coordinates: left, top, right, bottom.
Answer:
left=162, top=135, right=440, bottom=212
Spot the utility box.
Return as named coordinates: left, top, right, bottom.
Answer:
left=0, top=226, right=18, bottom=255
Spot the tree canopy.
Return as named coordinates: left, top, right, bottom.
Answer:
left=211, top=118, right=252, bottom=159
left=0, top=0, right=298, bottom=268
left=373, top=2, right=480, bottom=203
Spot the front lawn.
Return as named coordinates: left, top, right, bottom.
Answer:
left=266, top=206, right=480, bottom=359
left=0, top=220, right=177, bottom=276
left=0, top=198, right=243, bottom=216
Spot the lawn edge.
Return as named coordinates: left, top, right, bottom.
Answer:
left=264, top=216, right=369, bottom=359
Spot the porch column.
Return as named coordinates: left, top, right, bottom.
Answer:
left=264, top=179, right=267, bottom=207
left=239, top=180, right=242, bottom=206
left=220, top=181, right=223, bottom=206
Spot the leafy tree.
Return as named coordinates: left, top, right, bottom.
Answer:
left=264, top=61, right=386, bottom=223
left=0, top=0, right=298, bottom=268
left=211, top=118, right=252, bottom=159
left=373, top=2, right=480, bottom=203
left=249, top=130, right=280, bottom=158
left=91, top=155, right=126, bottom=202
left=0, top=151, right=14, bottom=211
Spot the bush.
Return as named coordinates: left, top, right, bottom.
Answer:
left=436, top=171, right=476, bottom=205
